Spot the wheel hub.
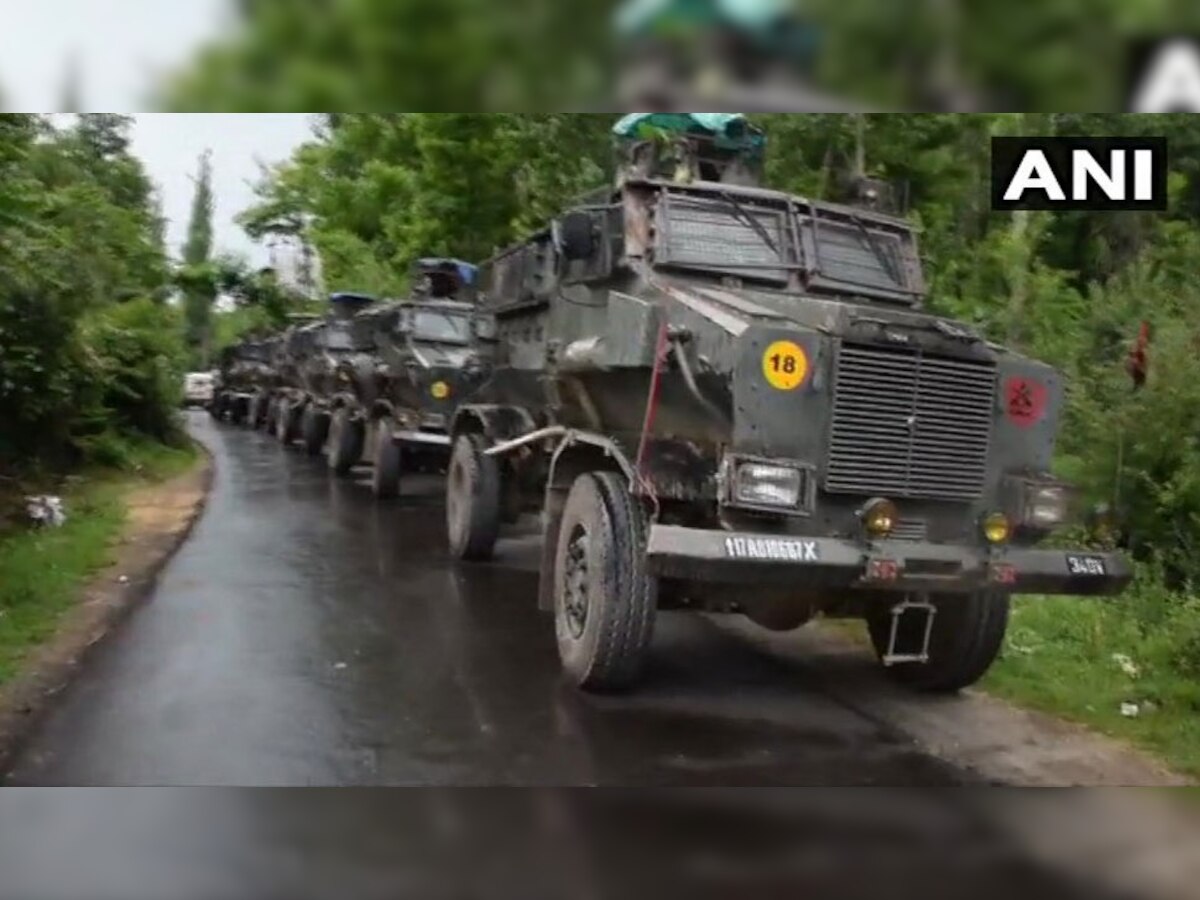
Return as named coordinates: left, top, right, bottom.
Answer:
left=562, top=524, right=591, bottom=640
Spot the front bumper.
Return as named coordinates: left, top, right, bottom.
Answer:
left=645, top=525, right=1131, bottom=596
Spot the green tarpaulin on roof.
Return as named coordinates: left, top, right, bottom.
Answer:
left=616, top=0, right=791, bottom=34
left=612, top=113, right=766, bottom=155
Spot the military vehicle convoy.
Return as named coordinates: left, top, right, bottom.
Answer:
left=324, top=259, right=491, bottom=497
left=444, top=113, right=1132, bottom=694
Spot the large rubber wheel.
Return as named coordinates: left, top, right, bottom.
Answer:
left=247, top=393, right=265, bottom=429
left=276, top=399, right=300, bottom=444
left=327, top=408, right=364, bottom=475
left=446, top=433, right=501, bottom=561
left=302, top=406, right=330, bottom=457
left=553, top=472, right=657, bottom=693
left=209, top=392, right=226, bottom=421
left=371, top=416, right=402, bottom=499
left=264, top=396, right=279, bottom=434
left=866, top=592, right=1010, bottom=693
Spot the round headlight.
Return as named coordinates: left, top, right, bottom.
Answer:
left=431, top=381, right=450, bottom=400
left=861, top=498, right=898, bottom=538
left=983, top=512, right=1011, bottom=545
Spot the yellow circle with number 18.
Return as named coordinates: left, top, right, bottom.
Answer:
left=762, top=341, right=809, bottom=391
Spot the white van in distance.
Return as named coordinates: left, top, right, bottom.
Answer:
left=183, top=372, right=216, bottom=408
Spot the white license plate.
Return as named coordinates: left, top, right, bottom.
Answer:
left=1066, top=555, right=1107, bottom=577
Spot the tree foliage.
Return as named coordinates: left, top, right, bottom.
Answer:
left=0, top=114, right=182, bottom=473
left=181, top=150, right=217, bottom=367
left=240, top=114, right=611, bottom=295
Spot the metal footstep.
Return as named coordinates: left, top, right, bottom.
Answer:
left=882, top=597, right=937, bottom=666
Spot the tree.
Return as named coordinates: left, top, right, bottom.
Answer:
left=181, top=149, right=217, bottom=367
left=161, top=0, right=613, bottom=112
left=238, top=114, right=612, bottom=294
left=0, top=114, right=180, bottom=470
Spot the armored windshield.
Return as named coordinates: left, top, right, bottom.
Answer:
left=650, top=184, right=924, bottom=303
left=412, top=309, right=471, bottom=344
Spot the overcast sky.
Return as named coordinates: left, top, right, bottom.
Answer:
left=1, top=2, right=314, bottom=265
left=130, top=115, right=316, bottom=266
left=0, top=0, right=228, bottom=111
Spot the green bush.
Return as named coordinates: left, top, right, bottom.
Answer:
left=0, top=115, right=181, bottom=475
left=80, top=299, right=188, bottom=447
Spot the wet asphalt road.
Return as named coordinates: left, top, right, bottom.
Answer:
left=5, top=412, right=974, bottom=787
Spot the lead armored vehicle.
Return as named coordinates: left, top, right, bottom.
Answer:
left=324, top=259, right=491, bottom=497
left=211, top=337, right=276, bottom=425
left=446, top=113, right=1131, bottom=694
left=244, top=334, right=284, bottom=428
left=273, top=294, right=376, bottom=452
left=260, top=313, right=319, bottom=435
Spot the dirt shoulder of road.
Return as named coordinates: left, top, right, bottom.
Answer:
left=718, top=618, right=1192, bottom=787
left=0, top=448, right=213, bottom=772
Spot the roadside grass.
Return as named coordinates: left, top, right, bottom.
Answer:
left=0, top=439, right=198, bottom=685
left=983, top=574, right=1200, bottom=779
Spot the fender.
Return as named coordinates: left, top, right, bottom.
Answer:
left=536, top=430, right=639, bottom=612
left=369, top=398, right=397, bottom=421
left=546, top=431, right=638, bottom=488
left=450, top=404, right=538, bottom=443
left=327, top=391, right=360, bottom=412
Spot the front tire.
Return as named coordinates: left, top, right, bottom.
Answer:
left=371, top=416, right=402, bottom=499
left=553, top=472, right=657, bottom=693
left=276, top=399, right=300, bottom=444
left=446, top=433, right=501, bottom=561
left=327, top=408, right=363, bottom=475
left=264, top=396, right=280, bottom=434
left=302, top=406, right=330, bottom=457
left=227, top=396, right=246, bottom=426
left=247, top=393, right=264, bottom=429
left=866, top=592, right=1010, bottom=693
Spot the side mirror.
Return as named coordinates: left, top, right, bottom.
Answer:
left=556, top=211, right=596, bottom=261
left=473, top=314, right=498, bottom=342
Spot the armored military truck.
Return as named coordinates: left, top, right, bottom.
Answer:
left=446, top=113, right=1131, bottom=694
left=243, top=334, right=284, bottom=429
left=324, top=259, right=491, bottom=497
left=271, top=295, right=376, bottom=453
left=211, top=338, right=276, bottom=425
left=262, top=314, right=319, bottom=438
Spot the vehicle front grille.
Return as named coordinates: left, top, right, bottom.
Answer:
left=825, top=343, right=996, bottom=501
left=891, top=518, right=928, bottom=541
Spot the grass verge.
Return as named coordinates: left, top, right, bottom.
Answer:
left=0, top=439, right=198, bottom=685
left=983, top=572, right=1200, bottom=779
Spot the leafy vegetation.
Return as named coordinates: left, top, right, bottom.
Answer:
left=984, top=585, right=1200, bottom=777
left=180, top=150, right=218, bottom=369
left=0, top=440, right=196, bottom=685
left=0, top=114, right=185, bottom=476
left=238, top=115, right=612, bottom=294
